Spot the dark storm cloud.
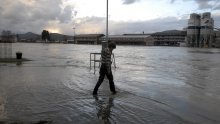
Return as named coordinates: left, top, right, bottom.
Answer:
left=170, top=0, right=175, bottom=4
left=122, top=0, right=140, bottom=5
left=171, top=0, right=220, bottom=10
left=194, top=0, right=220, bottom=10
left=0, top=0, right=74, bottom=34
left=195, top=0, right=213, bottom=9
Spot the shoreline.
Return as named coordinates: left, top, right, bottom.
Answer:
left=0, top=58, right=31, bottom=63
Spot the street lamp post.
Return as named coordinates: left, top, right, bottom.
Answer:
left=73, top=27, right=76, bottom=43
left=73, top=28, right=76, bottom=36
left=106, top=0, right=108, bottom=43
left=102, top=0, right=109, bottom=49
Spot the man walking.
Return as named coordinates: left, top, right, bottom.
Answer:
left=93, top=42, right=116, bottom=95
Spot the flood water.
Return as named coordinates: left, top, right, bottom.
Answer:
left=1, top=43, right=220, bottom=124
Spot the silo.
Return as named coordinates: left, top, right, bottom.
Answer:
left=200, top=12, right=214, bottom=48
left=187, top=13, right=201, bottom=47
left=202, top=12, right=211, bottom=19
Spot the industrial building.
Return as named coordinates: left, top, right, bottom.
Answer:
left=186, top=12, right=214, bottom=48
left=102, top=35, right=154, bottom=46
left=73, top=34, right=154, bottom=46
left=0, top=35, right=17, bottom=43
left=74, top=34, right=104, bottom=44
left=151, top=30, right=186, bottom=46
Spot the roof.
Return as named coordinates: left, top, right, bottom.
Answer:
left=74, top=34, right=104, bottom=38
left=107, top=35, right=151, bottom=38
left=151, top=30, right=187, bottom=36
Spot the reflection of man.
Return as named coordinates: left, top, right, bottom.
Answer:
left=94, top=96, right=114, bottom=123
left=93, top=42, right=116, bottom=95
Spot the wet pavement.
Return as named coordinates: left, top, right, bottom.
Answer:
left=0, top=43, right=220, bottom=124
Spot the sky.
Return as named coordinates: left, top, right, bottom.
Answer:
left=1, top=0, right=220, bottom=35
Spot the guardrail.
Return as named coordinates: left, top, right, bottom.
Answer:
left=90, top=52, right=116, bottom=74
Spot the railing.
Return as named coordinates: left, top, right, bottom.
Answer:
left=90, top=52, right=116, bottom=74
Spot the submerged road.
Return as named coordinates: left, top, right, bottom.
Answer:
left=0, top=43, right=220, bottom=124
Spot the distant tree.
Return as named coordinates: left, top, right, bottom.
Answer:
left=47, top=31, right=51, bottom=41
left=41, top=30, right=46, bottom=42
left=2, top=30, right=11, bottom=36
left=41, top=30, right=50, bottom=43
left=1, top=30, right=13, bottom=42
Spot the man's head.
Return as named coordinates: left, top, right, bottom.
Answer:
left=108, top=42, right=116, bottom=50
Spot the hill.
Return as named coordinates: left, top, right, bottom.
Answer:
left=18, top=32, right=74, bottom=42
left=152, top=30, right=186, bottom=36
left=18, top=32, right=41, bottom=41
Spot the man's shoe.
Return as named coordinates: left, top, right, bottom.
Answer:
left=112, top=91, right=117, bottom=95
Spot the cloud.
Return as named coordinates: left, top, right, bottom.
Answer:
left=170, top=0, right=175, bottom=4
left=58, top=5, right=73, bottom=23
left=195, top=0, right=213, bottom=10
left=73, top=16, right=187, bottom=35
left=194, top=0, right=220, bottom=10
left=0, top=0, right=75, bottom=34
left=110, top=17, right=187, bottom=34
left=73, top=16, right=105, bottom=34
left=171, top=0, right=220, bottom=10
left=1, top=0, right=219, bottom=36
left=122, top=0, right=140, bottom=5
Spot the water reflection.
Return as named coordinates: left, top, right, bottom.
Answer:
left=0, top=96, right=6, bottom=120
left=94, top=96, right=115, bottom=124
left=16, top=61, right=22, bottom=66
